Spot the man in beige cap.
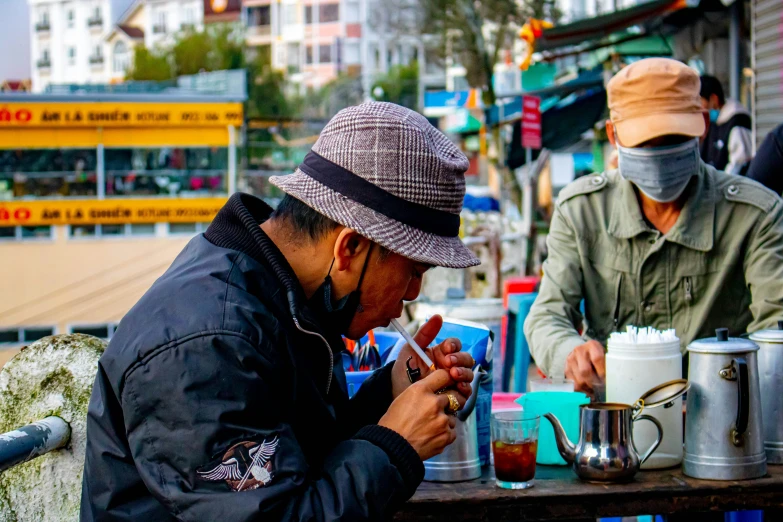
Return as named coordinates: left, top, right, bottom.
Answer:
left=524, top=58, right=783, bottom=395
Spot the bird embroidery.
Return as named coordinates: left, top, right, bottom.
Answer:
left=197, top=436, right=279, bottom=491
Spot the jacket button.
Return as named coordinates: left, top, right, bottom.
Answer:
left=592, top=176, right=604, bottom=185
left=728, top=185, right=739, bottom=195
left=644, top=303, right=652, bottom=312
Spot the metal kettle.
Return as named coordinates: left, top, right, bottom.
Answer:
left=544, top=380, right=687, bottom=482
left=683, top=328, right=767, bottom=480
left=424, top=367, right=484, bottom=482
left=749, top=321, right=783, bottom=464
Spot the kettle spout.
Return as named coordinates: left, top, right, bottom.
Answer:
left=543, top=413, right=576, bottom=464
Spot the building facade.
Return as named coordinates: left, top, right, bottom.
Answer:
left=0, top=92, right=243, bottom=358
left=244, top=0, right=445, bottom=96
left=27, top=0, right=135, bottom=92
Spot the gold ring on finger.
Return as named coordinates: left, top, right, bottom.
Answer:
left=445, top=393, right=460, bottom=415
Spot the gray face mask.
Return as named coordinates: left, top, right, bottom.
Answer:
left=617, top=138, right=700, bottom=202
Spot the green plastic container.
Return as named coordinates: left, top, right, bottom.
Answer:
left=516, top=391, right=590, bottom=465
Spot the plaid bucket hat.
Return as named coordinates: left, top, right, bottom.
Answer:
left=270, top=102, right=480, bottom=269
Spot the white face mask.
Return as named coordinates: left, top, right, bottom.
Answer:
left=617, top=138, right=700, bottom=202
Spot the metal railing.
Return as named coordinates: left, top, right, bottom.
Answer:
left=36, top=58, right=51, bottom=68
left=0, top=417, right=70, bottom=473
left=152, top=24, right=167, bottom=34
left=87, top=16, right=103, bottom=27
left=35, top=21, right=50, bottom=32
left=89, top=55, right=104, bottom=65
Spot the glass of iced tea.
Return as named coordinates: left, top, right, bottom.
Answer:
left=491, top=411, right=539, bottom=489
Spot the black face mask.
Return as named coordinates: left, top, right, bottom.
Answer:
left=307, top=244, right=373, bottom=338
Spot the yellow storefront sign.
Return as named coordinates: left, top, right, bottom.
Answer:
left=0, top=102, right=243, bottom=128
left=0, top=198, right=228, bottom=226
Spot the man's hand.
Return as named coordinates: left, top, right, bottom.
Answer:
left=564, top=340, right=606, bottom=395
left=379, top=370, right=466, bottom=460
left=391, top=315, right=475, bottom=400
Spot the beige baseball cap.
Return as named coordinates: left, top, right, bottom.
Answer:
left=607, top=58, right=706, bottom=147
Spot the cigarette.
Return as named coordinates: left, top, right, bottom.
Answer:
left=390, top=319, right=436, bottom=371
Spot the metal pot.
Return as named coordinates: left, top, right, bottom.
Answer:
left=749, top=321, right=783, bottom=464
left=424, top=367, right=484, bottom=482
left=683, top=328, right=767, bottom=480
left=544, top=380, right=687, bottom=482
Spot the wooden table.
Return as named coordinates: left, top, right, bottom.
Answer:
left=395, top=466, right=783, bottom=522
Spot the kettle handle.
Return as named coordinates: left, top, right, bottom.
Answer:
left=732, top=357, right=750, bottom=446
left=632, top=414, right=663, bottom=465
left=455, top=366, right=484, bottom=422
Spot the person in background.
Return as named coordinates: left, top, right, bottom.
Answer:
left=81, top=102, right=479, bottom=521
left=524, top=58, right=783, bottom=395
left=699, top=75, right=754, bottom=175
left=745, top=123, right=783, bottom=195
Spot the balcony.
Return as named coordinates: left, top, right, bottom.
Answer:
left=180, top=23, right=195, bottom=31
left=87, top=17, right=102, bottom=28
left=152, top=24, right=166, bottom=34
left=35, top=21, right=50, bottom=32
left=247, top=25, right=271, bottom=36
left=36, top=58, right=51, bottom=69
left=89, top=55, right=104, bottom=65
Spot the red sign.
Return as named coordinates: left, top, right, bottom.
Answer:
left=521, top=95, right=542, bottom=150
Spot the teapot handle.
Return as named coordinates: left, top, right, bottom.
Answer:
left=632, top=414, right=664, bottom=465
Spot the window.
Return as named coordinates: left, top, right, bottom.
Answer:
left=167, top=222, right=209, bottom=236
left=70, top=225, right=96, bottom=237
left=248, top=5, right=271, bottom=27
left=305, top=46, right=314, bottom=65
left=68, top=47, right=76, bottom=66
left=319, top=4, right=339, bottom=23
left=41, top=10, right=49, bottom=24
left=101, top=224, right=124, bottom=236
left=154, top=11, right=167, bottom=33
left=113, top=41, right=129, bottom=73
left=283, top=4, right=299, bottom=25
left=69, top=323, right=118, bottom=339
left=344, top=42, right=360, bottom=65
left=67, top=10, right=74, bottom=28
left=94, top=44, right=102, bottom=57
left=21, top=226, right=53, bottom=239
left=0, top=329, right=18, bottom=344
left=305, top=6, right=313, bottom=24
left=345, top=1, right=360, bottom=23
left=287, top=43, right=300, bottom=72
left=319, top=44, right=333, bottom=64
left=42, top=49, right=50, bottom=61
left=94, top=6, right=101, bottom=19
left=0, top=327, right=57, bottom=345
left=104, top=147, right=227, bottom=197
left=0, top=226, right=54, bottom=241
left=130, top=223, right=155, bottom=236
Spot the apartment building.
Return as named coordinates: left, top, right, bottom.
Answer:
left=27, top=0, right=134, bottom=92
left=244, top=0, right=445, bottom=95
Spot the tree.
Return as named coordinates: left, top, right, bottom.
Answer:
left=381, top=0, right=561, bottom=104
left=126, top=46, right=173, bottom=81
left=371, top=62, right=419, bottom=110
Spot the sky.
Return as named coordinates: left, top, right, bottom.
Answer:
left=0, top=0, right=32, bottom=82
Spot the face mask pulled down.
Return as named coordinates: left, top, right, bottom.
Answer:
left=617, top=138, right=700, bottom=203
left=308, top=244, right=373, bottom=339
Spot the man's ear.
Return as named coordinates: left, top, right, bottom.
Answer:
left=332, top=228, right=370, bottom=272
left=606, top=120, right=618, bottom=148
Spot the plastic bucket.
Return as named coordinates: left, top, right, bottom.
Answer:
left=517, top=391, right=590, bottom=465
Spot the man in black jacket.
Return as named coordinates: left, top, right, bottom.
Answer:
left=80, top=102, right=480, bottom=521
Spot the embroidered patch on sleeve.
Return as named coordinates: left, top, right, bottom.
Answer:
left=197, top=436, right=279, bottom=492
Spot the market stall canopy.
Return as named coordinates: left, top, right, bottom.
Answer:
left=536, top=0, right=695, bottom=52
left=507, top=88, right=607, bottom=169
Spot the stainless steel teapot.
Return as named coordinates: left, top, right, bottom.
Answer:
left=544, top=380, right=688, bottom=482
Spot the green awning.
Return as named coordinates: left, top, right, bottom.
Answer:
left=445, top=110, right=482, bottom=134
left=537, top=0, right=688, bottom=52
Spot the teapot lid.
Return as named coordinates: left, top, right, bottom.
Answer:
left=687, top=328, right=758, bottom=354
left=636, top=379, right=690, bottom=410
left=749, top=320, right=783, bottom=343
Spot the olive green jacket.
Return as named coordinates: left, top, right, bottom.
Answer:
left=524, top=162, right=783, bottom=378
